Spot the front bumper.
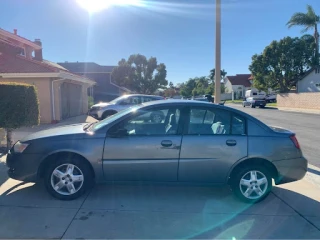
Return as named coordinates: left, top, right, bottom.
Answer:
left=274, top=157, right=308, bottom=185
left=6, top=150, right=42, bottom=182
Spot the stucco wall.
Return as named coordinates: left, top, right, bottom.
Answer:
left=297, top=70, right=320, bottom=93
left=277, top=92, right=320, bottom=110
left=0, top=78, right=52, bottom=123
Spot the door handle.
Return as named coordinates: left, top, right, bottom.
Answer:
left=161, top=140, right=173, bottom=147
left=226, top=140, right=237, bottom=146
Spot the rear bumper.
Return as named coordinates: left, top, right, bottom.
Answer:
left=273, top=157, right=307, bottom=184
left=6, top=150, right=41, bottom=182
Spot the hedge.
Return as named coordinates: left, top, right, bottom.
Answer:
left=0, top=82, right=40, bottom=129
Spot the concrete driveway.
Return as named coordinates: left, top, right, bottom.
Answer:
left=1, top=154, right=320, bottom=239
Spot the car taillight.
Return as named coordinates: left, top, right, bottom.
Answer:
left=290, top=135, right=300, bottom=149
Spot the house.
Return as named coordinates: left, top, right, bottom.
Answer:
left=297, top=67, right=320, bottom=93
left=224, top=74, right=252, bottom=99
left=58, top=62, right=132, bottom=103
left=0, top=28, right=95, bottom=123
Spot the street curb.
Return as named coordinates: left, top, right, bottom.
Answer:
left=305, top=164, right=320, bottom=188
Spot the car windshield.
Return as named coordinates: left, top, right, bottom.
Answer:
left=92, top=105, right=140, bottom=131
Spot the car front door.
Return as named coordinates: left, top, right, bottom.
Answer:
left=178, top=107, right=248, bottom=183
left=102, top=106, right=182, bottom=182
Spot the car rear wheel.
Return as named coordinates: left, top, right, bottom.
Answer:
left=44, top=156, right=94, bottom=200
left=230, top=165, right=272, bottom=203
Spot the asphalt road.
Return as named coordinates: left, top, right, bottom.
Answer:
left=228, top=104, right=320, bottom=168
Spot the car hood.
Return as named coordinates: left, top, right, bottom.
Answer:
left=21, top=123, right=87, bottom=142
left=92, top=102, right=113, bottom=107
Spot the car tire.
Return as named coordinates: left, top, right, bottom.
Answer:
left=243, top=104, right=245, bottom=107
left=150, top=112, right=164, bottom=123
left=230, top=165, right=272, bottom=203
left=44, top=155, right=94, bottom=200
left=102, top=110, right=117, bottom=120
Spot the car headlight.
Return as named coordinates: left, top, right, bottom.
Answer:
left=14, top=141, right=29, bottom=153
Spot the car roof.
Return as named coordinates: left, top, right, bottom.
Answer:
left=124, top=94, right=162, bottom=98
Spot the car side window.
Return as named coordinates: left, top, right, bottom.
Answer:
left=121, top=96, right=141, bottom=105
left=109, top=107, right=181, bottom=136
left=142, top=97, right=153, bottom=103
left=231, top=114, right=246, bottom=135
left=188, top=108, right=231, bottom=135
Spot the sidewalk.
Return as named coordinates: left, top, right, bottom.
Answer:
left=278, top=107, right=320, bottom=115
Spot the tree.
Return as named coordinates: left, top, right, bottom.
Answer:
left=169, top=81, right=174, bottom=89
left=209, top=68, right=227, bottom=81
left=287, top=4, right=320, bottom=65
left=249, top=36, right=314, bottom=93
left=180, top=78, right=197, bottom=97
left=111, top=54, right=168, bottom=94
left=0, top=82, right=40, bottom=150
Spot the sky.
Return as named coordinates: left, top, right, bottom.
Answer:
left=1, top=0, right=320, bottom=84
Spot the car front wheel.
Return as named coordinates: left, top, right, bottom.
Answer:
left=230, top=165, right=272, bottom=203
left=44, top=156, right=94, bottom=200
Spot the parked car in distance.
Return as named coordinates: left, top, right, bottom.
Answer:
left=265, top=94, right=277, bottom=103
left=7, top=100, right=307, bottom=203
left=88, top=94, right=165, bottom=120
left=243, top=97, right=266, bottom=108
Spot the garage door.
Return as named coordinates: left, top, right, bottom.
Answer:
left=61, top=82, right=82, bottom=119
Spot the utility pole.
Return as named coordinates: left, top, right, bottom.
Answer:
left=214, top=0, right=221, bottom=103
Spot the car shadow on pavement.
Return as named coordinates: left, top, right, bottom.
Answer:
left=308, top=167, right=320, bottom=176
left=1, top=181, right=319, bottom=239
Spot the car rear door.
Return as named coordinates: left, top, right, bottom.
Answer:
left=178, top=106, right=248, bottom=183
left=102, top=105, right=183, bottom=182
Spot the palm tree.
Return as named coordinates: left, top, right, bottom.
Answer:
left=287, top=5, right=320, bottom=65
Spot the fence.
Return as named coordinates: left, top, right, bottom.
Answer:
left=220, top=93, right=232, bottom=101
left=277, top=92, right=320, bottom=110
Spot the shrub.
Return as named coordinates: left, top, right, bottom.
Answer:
left=88, top=96, right=94, bottom=109
left=0, top=82, right=40, bottom=149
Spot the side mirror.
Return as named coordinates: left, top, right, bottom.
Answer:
left=109, top=128, right=128, bottom=138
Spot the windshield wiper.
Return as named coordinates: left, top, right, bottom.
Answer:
left=83, top=121, right=98, bottom=131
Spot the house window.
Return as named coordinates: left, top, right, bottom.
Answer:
left=20, top=48, right=26, bottom=57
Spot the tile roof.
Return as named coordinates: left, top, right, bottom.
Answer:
left=226, top=74, right=252, bottom=87
left=0, top=52, right=58, bottom=73
left=58, top=62, right=115, bottom=73
left=0, top=28, right=41, bottom=49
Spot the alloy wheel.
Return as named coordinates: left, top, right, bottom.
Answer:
left=239, top=170, right=268, bottom=200
left=152, top=114, right=162, bottom=123
left=50, top=164, right=84, bottom=196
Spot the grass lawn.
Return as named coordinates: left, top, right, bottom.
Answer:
left=267, top=102, right=277, bottom=107
left=225, top=99, right=243, bottom=104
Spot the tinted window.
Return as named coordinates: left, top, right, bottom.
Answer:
left=232, top=114, right=246, bottom=135
left=188, top=108, right=231, bottom=135
left=110, top=107, right=181, bottom=136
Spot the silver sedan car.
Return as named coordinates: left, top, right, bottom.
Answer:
left=88, top=94, right=164, bottom=119
left=6, top=100, right=307, bottom=203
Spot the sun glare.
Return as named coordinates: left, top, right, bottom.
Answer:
left=76, top=0, right=142, bottom=13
